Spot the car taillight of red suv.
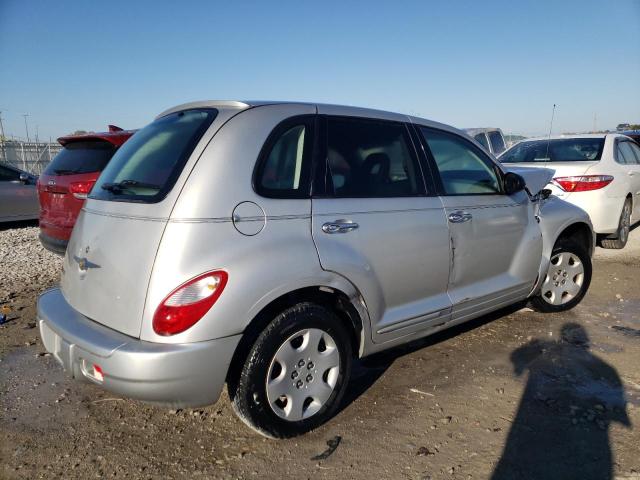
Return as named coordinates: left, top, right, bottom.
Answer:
left=37, top=125, right=135, bottom=254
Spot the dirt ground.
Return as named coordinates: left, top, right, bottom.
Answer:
left=1, top=223, right=639, bottom=480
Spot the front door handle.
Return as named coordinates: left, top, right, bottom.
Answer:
left=322, top=220, right=359, bottom=234
left=448, top=211, right=473, bottom=223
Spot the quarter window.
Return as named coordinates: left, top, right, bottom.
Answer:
left=421, top=128, right=501, bottom=195
left=325, top=117, right=422, bottom=197
left=255, top=118, right=313, bottom=198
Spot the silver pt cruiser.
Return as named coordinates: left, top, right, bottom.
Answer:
left=38, top=101, right=594, bottom=437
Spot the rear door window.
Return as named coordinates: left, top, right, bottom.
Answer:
left=617, top=141, right=638, bottom=165
left=44, top=141, right=116, bottom=175
left=474, top=133, right=489, bottom=150
left=91, top=109, right=217, bottom=203
left=628, top=142, right=640, bottom=164
left=324, top=117, right=423, bottom=197
left=488, top=131, right=506, bottom=155
left=421, top=128, right=502, bottom=195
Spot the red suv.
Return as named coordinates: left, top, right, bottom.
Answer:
left=38, top=126, right=135, bottom=254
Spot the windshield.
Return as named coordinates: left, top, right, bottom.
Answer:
left=44, top=141, right=116, bottom=175
left=500, top=138, right=605, bottom=163
left=91, top=109, right=217, bottom=202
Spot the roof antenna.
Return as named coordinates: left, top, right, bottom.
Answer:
left=544, top=104, right=556, bottom=161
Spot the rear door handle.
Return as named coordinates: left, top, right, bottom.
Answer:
left=448, top=211, right=473, bottom=223
left=322, top=220, right=359, bottom=234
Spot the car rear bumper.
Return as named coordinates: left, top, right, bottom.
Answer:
left=39, top=231, right=68, bottom=255
left=37, top=288, right=241, bottom=408
left=558, top=191, right=624, bottom=235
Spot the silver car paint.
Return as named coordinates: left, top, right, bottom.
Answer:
left=0, top=163, right=39, bottom=222
left=39, top=100, right=593, bottom=408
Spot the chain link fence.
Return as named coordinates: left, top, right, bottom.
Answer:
left=0, top=140, right=62, bottom=175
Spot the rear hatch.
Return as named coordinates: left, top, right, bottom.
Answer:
left=39, top=141, right=116, bottom=236
left=60, top=107, right=229, bottom=338
left=499, top=137, right=604, bottom=197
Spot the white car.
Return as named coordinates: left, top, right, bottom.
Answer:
left=499, top=134, right=640, bottom=248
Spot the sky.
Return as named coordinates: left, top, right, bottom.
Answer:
left=1, top=0, right=639, bottom=141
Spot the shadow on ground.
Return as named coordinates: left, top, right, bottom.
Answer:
left=491, top=323, right=631, bottom=480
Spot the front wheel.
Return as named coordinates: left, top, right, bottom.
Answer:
left=230, top=302, right=352, bottom=438
left=529, top=240, right=592, bottom=313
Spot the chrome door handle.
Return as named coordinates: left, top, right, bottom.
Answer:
left=322, top=220, right=359, bottom=234
left=448, top=211, right=473, bottom=223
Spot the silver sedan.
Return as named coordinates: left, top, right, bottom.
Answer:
left=0, top=162, right=39, bottom=222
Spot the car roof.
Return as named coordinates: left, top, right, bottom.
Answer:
left=517, top=133, right=615, bottom=142
left=157, top=100, right=465, bottom=137
left=57, top=126, right=136, bottom=147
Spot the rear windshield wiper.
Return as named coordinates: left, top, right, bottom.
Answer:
left=53, top=169, right=81, bottom=175
left=101, top=179, right=162, bottom=193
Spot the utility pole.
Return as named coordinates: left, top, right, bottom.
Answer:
left=0, top=111, right=5, bottom=163
left=593, top=113, right=597, bottom=133
left=0, top=111, right=5, bottom=140
left=23, top=114, right=30, bottom=143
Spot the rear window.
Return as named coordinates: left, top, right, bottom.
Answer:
left=91, top=109, right=217, bottom=203
left=500, top=138, right=605, bottom=163
left=44, top=141, right=116, bottom=175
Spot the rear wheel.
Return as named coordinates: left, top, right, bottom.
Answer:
left=230, top=302, right=352, bottom=438
left=601, top=199, right=631, bottom=249
left=530, top=240, right=592, bottom=313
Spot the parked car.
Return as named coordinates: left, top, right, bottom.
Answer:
left=499, top=134, right=640, bottom=249
left=0, top=162, right=39, bottom=222
left=463, top=127, right=507, bottom=156
left=37, top=126, right=134, bottom=254
left=619, top=130, right=640, bottom=143
left=38, top=101, right=594, bottom=438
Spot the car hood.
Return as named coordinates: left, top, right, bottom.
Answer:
left=503, top=165, right=555, bottom=194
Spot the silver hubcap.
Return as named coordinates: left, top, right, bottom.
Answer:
left=541, top=252, right=585, bottom=305
left=266, top=328, right=340, bottom=421
left=619, top=203, right=631, bottom=244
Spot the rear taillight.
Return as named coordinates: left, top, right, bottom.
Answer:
left=69, top=180, right=96, bottom=199
left=553, top=175, right=613, bottom=192
left=153, top=271, right=228, bottom=336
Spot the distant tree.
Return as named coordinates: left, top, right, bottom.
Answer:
left=630, top=124, right=640, bottom=130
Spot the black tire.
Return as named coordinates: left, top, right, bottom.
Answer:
left=529, top=240, right=592, bottom=313
left=230, top=302, right=352, bottom=438
left=601, top=199, right=632, bottom=249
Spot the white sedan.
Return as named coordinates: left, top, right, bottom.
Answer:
left=499, top=134, right=640, bottom=249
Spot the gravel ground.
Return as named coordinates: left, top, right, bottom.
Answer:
left=1, top=221, right=639, bottom=479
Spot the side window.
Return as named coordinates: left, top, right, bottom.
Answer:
left=628, top=142, right=640, bottom=164
left=618, top=142, right=638, bottom=165
left=488, top=131, right=506, bottom=155
left=0, top=165, right=20, bottom=182
left=474, top=133, right=489, bottom=150
left=421, top=128, right=502, bottom=195
left=325, top=117, right=423, bottom=197
left=255, top=118, right=312, bottom=198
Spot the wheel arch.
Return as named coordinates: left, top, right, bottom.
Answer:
left=226, top=284, right=368, bottom=395
left=555, top=221, right=595, bottom=256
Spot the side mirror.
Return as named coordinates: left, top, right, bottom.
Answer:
left=19, top=173, right=30, bottom=184
left=504, top=172, right=526, bottom=195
